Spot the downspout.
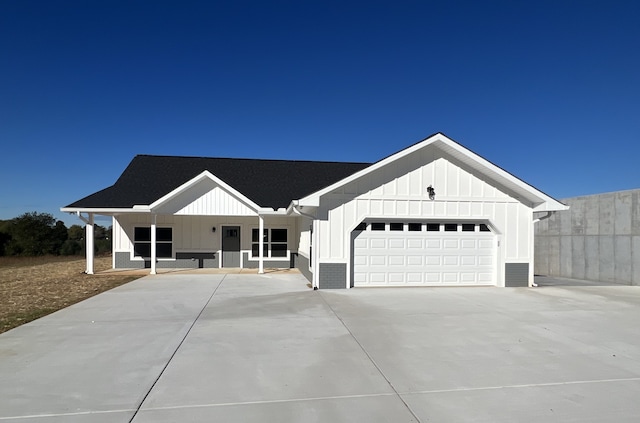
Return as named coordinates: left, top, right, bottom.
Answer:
left=291, top=200, right=316, bottom=220
left=291, top=201, right=318, bottom=289
left=533, top=211, right=554, bottom=224
left=531, top=211, right=556, bottom=287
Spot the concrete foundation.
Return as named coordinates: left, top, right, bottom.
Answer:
left=535, top=189, right=640, bottom=285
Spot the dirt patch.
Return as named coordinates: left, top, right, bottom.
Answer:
left=0, top=255, right=140, bottom=334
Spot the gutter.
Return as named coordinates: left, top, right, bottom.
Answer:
left=533, top=211, right=555, bottom=224
left=290, top=200, right=316, bottom=219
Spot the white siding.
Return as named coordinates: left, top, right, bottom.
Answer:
left=316, top=151, right=535, bottom=287
left=296, top=215, right=313, bottom=260
left=154, top=178, right=257, bottom=216
left=175, top=186, right=256, bottom=216
left=113, top=214, right=298, bottom=256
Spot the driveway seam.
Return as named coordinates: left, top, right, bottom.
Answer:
left=127, top=274, right=226, bottom=423
left=318, top=292, right=422, bottom=423
left=138, top=392, right=399, bottom=412
left=399, top=376, right=640, bottom=396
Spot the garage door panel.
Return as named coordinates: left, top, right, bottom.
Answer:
left=425, top=273, right=441, bottom=283
left=425, top=256, right=441, bottom=265
left=443, top=239, right=458, bottom=248
left=407, top=239, right=423, bottom=249
left=442, top=273, right=459, bottom=282
left=370, top=238, right=387, bottom=248
left=461, top=256, right=477, bottom=266
left=353, top=224, right=495, bottom=287
left=426, top=239, right=440, bottom=248
left=407, top=273, right=423, bottom=283
left=354, top=255, right=367, bottom=266
left=478, top=273, right=493, bottom=282
left=443, top=256, right=459, bottom=266
left=354, top=238, right=368, bottom=248
left=461, top=239, right=477, bottom=249
left=369, top=273, right=386, bottom=283
left=460, top=273, right=477, bottom=282
left=388, top=273, right=405, bottom=283
left=389, top=239, right=405, bottom=249
left=479, top=239, right=494, bottom=249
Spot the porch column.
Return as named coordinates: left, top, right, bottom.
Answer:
left=150, top=214, right=157, bottom=275
left=85, top=213, right=94, bottom=275
left=258, top=214, right=264, bottom=274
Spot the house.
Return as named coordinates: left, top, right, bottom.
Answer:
left=61, top=133, right=568, bottom=288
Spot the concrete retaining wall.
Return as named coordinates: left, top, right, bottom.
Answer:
left=534, top=189, right=640, bottom=285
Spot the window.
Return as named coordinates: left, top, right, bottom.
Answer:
left=134, top=227, right=172, bottom=258
left=371, top=223, right=386, bottom=231
left=251, top=228, right=268, bottom=257
left=354, top=222, right=367, bottom=231
left=462, top=224, right=475, bottom=232
left=390, top=223, right=403, bottom=231
left=252, top=228, right=288, bottom=258
left=479, top=224, right=491, bottom=232
left=271, top=229, right=287, bottom=257
left=408, top=223, right=422, bottom=231
left=444, top=224, right=458, bottom=232
left=426, top=223, right=440, bottom=232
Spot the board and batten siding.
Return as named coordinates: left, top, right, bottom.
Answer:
left=113, top=214, right=298, bottom=259
left=153, top=178, right=257, bottom=216
left=295, top=215, right=313, bottom=261
left=315, top=148, right=534, bottom=287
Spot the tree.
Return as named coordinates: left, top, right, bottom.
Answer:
left=0, top=220, right=11, bottom=256
left=60, top=239, right=82, bottom=255
left=94, top=224, right=111, bottom=254
left=68, top=224, right=84, bottom=241
left=3, top=212, right=67, bottom=256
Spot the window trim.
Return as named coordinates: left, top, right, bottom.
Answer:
left=408, top=223, right=422, bottom=231
left=389, top=222, right=404, bottom=231
left=132, top=225, right=174, bottom=260
left=371, top=222, right=386, bottom=231
left=461, top=224, right=476, bottom=232
left=250, top=227, right=290, bottom=261
left=444, top=223, right=458, bottom=232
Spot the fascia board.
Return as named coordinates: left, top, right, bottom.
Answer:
left=258, top=208, right=288, bottom=215
left=297, top=134, right=442, bottom=206
left=298, top=132, right=566, bottom=211
left=148, top=170, right=263, bottom=212
left=533, top=202, right=570, bottom=212
left=438, top=138, right=567, bottom=209
left=60, top=207, right=151, bottom=214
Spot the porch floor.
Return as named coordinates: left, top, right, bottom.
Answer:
left=97, top=267, right=301, bottom=276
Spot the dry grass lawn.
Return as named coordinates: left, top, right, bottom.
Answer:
left=0, top=255, right=140, bottom=334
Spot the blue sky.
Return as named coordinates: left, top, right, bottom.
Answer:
left=1, top=1, right=639, bottom=227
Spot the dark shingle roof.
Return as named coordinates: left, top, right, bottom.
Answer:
left=65, top=155, right=372, bottom=210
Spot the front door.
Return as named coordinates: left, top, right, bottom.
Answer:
left=222, top=226, right=240, bottom=267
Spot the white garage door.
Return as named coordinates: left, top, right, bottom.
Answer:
left=352, top=222, right=495, bottom=286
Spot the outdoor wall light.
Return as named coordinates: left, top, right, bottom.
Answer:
left=427, top=185, right=436, bottom=200
left=212, top=227, right=216, bottom=233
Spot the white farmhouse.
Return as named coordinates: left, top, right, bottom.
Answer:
left=62, top=133, right=567, bottom=288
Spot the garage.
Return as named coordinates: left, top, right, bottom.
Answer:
left=352, top=221, right=495, bottom=287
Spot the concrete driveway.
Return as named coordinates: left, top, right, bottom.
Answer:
left=2, top=272, right=640, bottom=422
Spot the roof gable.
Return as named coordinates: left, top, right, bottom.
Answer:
left=63, top=133, right=566, bottom=213
left=151, top=171, right=260, bottom=215
left=64, top=155, right=371, bottom=210
left=298, top=133, right=568, bottom=212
